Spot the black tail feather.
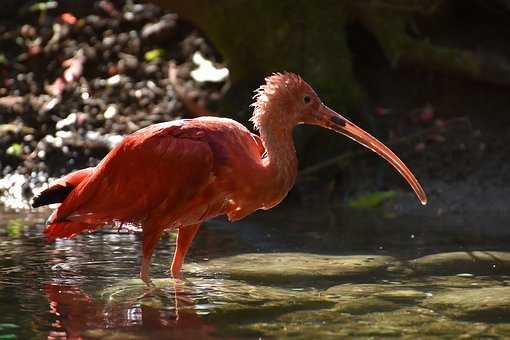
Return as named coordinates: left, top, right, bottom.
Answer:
left=32, top=185, right=74, bottom=208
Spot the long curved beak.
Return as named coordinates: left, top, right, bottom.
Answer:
left=311, top=104, right=427, bottom=205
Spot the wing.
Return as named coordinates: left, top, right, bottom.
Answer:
left=32, top=167, right=94, bottom=208
left=51, top=123, right=214, bottom=227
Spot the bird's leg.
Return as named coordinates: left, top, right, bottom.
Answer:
left=140, top=227, right=164, bottom=286
left=171, top=224, right=201, bottom=278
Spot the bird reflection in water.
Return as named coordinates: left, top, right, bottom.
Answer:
left=44, top=280, right=217, bottom=339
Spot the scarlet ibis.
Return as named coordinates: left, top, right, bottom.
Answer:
left=33, top=73, right=427, bottom=284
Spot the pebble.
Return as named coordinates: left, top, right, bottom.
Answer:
left=55, top=113, right=77, bottom=130
left=103, top=105, right=118, bottom=119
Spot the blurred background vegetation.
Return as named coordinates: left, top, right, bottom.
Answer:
left=1, top=0, right=510, bottom=212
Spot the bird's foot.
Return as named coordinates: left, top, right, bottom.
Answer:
left=140, top=270, right=156, bottom=288
left=136, top=273, right=162, bottom=300
left=136, top=288, right=158, bottom=300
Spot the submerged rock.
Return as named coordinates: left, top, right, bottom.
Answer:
left=423, top=286, right=510, bottom=322
left=409, top=251, right=510, bottom=275
left=242, top=304, right=496, bottom=339
left=335, top=296, right=401, bottom=314
left=102, top=277, right=329, bottom=316
left=75, top=271, right=510, bottom=338
left=187, top=253, right=397, bottom=284
left=325, top=283, right=390, bottom=298
left=374, top=289, right=428, bottom=303
left=326, top=283, right=427, bottom=315
left=414, top=275, right=504, bottom=289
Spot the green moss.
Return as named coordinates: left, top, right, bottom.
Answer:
left=6, top=143, right=23, bottom=158
left=349, top=191, right=396, bottom=209
left=360, top=5, right=481, bottom=81
left=144, top=48, right=167, bottom=62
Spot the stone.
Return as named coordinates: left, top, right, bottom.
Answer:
left=325, top=283, right=390, bottom=298
left=335, top=297, right=401, bottom=314
left=423, top=286, right=510, bottom=322
left=187, top=253, right=397, bottom=284
left=325, top=284, right=426, bottom=314
left=102, top=277, right=329, bottom=315
left=409, top=251, right=510, bottom=275
left=413, top=275, right=502, bottom=289
left=374, top=289, right=428, bottom=303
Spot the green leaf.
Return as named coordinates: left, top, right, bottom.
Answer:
left=6, top=219, right=23, bottom=238
left=29, top=1, right=58, bottom=12
left=0, top=54, right=7, bottom=65
left=0, top=335, right=18, bottom=339
left=349, top=191, right=396, bottom=209
left=0, top=324, right=20, bottom=329
left=6, top=143, right=23, bottom=157
left=144, top=49, right=166, bottom=62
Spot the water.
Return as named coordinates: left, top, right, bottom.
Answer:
left=1, top=205, right=510, bottom=339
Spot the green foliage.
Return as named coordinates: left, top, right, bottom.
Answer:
left=29, top=1, right=57, bottom=12
left=348, top=191, right=396, bottom=209
left=6, top=219, right=23, bottom=238
left=0, top=323, right=19, bottom=340
left=6, top=144, right=22, bottom=157
left=0, top=335, right=17, bottom=340
left=144, top=48, right=166, bottom=62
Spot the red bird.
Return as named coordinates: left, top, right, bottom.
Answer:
left=33, top=73, right=427, bottom=284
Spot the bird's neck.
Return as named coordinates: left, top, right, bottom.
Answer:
left=259, top=124, right=298, bottom=194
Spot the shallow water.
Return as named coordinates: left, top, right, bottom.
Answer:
left=1, top=205, right=510, bottom=339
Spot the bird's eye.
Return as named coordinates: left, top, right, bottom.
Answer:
left=303, top=95, right=311, bottom=104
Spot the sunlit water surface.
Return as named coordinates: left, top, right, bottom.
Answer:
left=1, top=205, right=510, bottom=339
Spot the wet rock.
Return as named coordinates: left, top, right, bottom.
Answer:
left=363, top=308, right=493, bottom=338
left=326, top=284, right=427, bottom=314
left=414, top=275, right=503, bottom=289
left=102, top=277, right=328, bottom=316
left=409, top=251, right=510, bottom=275
left=335, top=297, right=401, bottom=314
left=243, top=301, right=506, bottom=339
left=245, top=307, right=424, bottom=338
left=325, top=283, right=389, bottom=298
left=256, top=309, right=355, bottom=337
left=492, top=324, right=510, bottom=337
left=423, top=286, right=510, bottom=322
left=374, top=289, right=428, bottom=303
left=419, top=319, right=487, bottom=337
left=188, top=253, right=397, bottom=284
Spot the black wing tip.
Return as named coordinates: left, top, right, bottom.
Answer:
left=31, top=185, right=74, bottom=208
left=31, top=197, right=43, bottom=208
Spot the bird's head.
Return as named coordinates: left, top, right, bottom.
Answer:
left=251, top=72, right=427, bottom=205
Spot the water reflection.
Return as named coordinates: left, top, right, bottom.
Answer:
left=44, top=280, right=217, bottom=339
